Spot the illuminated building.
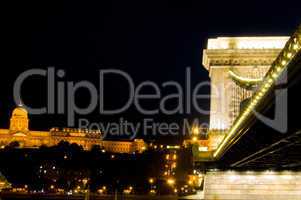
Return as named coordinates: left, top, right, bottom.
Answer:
left=202, top=36, right=289, bottom=150
left=0, top=105, right=146, bottom=153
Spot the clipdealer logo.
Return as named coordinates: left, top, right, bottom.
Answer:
left=12, top=66, right=288, bottom=134
left=253, top=70, right=288, bottom=133
left=13, top=67, right=211, bottom=127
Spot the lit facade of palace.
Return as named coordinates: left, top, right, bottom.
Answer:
left=0, top=106, right=146, bottom=153
left=202, top=36, right=289, bottom=150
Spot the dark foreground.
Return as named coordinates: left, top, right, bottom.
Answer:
left=0, top=193, right=180, bottom=200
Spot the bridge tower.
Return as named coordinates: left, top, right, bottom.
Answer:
left=202, top=36, right=289, bottom=150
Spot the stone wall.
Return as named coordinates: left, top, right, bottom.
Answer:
left=204, top=171, right=301, bottom=200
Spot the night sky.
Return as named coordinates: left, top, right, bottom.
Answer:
left=1, top=0, right=300, bottom=142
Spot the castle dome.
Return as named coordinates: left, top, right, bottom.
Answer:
left=9, top=104, right=29, bottom=132
left=12, top=105, right=28, bottom=117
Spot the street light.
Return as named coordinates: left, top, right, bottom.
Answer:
left=167, top=178, right=175, bottom=186
left=149, top=178, right=154, bottom=184
left=149, top=189, right=156, bottom=194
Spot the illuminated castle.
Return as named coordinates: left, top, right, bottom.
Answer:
left=0, top=105, right=146, bottom=153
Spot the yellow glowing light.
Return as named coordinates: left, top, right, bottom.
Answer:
left=123, top=189, right=131, bottom=194
left=214, top=118, right=243, bottom=158
left=173, top=154, right=177, bottom=160
left=149, top=189, right=156, bottom=194
left=293, top=44, right=299, bottom=50
left=246, top=107, right=251, bottom=112
left=167, top=178, right=175, bottom=186
left=272, top=73, right=277, bottom=79
left=172, top=163, right=177, bottom=168
left=281, top=60, right=287, bottom=66
left=262, top=87, right=267, bottom=93
left=276, top=66, right=282, bottom=72
left=82, top=178, right=88, bottom=185
left=149, top=178, right=154, bottom=184
left=192, top=136, right=198, bottom=142
left=192, top=126, right=200, bottom=135
left=198, top=146, right=209, bottom=152
left=258, top=92, right=264, bottom=97
left=264, top=83, right=270, bottom=88
left=242, top=112, right=247, bottom=118
left=287, top=52, right=292, bottom=58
